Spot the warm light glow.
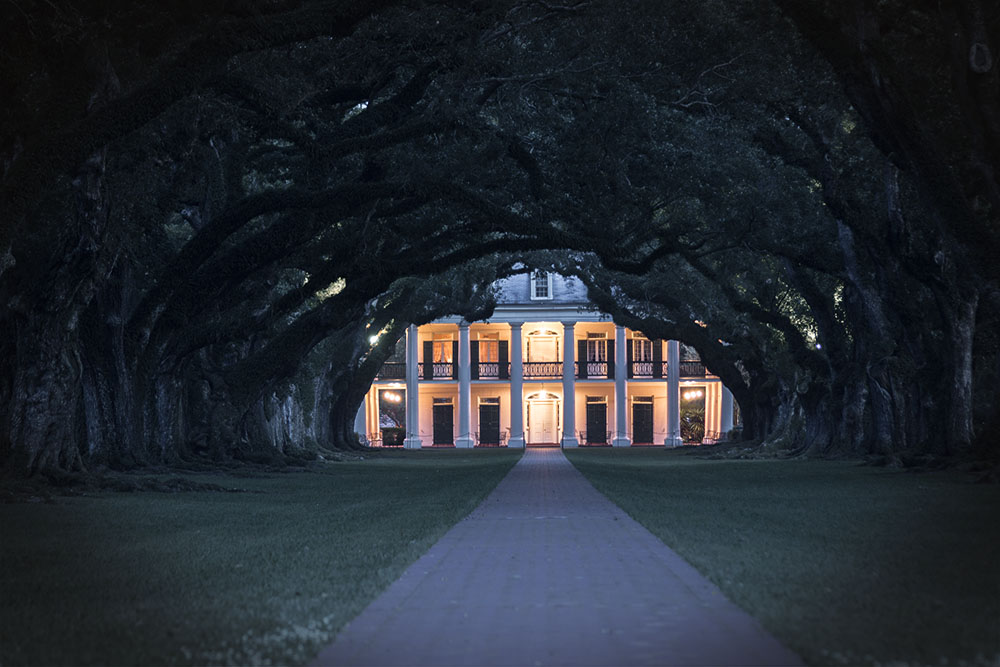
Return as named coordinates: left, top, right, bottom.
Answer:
left=382, top=391, right=402, bottom=403
left=683, top=389, right=704, bottom=400
left=369, top=334, right=380, bottom=345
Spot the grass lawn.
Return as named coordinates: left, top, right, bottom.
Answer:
left=564, top=447, right=1000, bottom=666
left=0, top=449, right=521, bottom=666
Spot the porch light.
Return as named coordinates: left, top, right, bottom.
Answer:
left=382, top=391, right=403, bottom=403
left=683, top=389, right=704, bottom=400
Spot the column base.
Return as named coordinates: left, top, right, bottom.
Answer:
left=664, top=436, right=683, bottom=448
left=507, top=436, right=525, bottom=449
left=455, top=437, right=475, bottom=448
left=612, top=437, right=631, bottom=447
left=561, top=436, right=580, bottom=448
left=403, top=437, right=423, bottom=449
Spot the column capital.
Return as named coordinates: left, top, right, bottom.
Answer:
left=459, top=321, right=471, bottom=330
left=509, top=321, right=523, bottom=330
left=561, top=320, right=577, bottom=329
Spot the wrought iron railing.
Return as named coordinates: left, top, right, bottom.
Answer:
left=403, top=359, right=707, bottom=381
left=680, top=361, right=707, bottom=377
left=477, top=362, right=507, bottom=379
left=523, top=361, right=562, bottom=378
left=376, top=361, right=406, bottom=380
left=432, top=362, right=455, bottom=379
left=583, top=361, right=609, bottom=378
left=631, top=361, right=654, bottom=377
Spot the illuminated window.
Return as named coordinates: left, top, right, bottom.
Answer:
left=433, top=334, right=453, bottom=363
left=632, top=336, right=652, bottom=362
left=587, top=332, right=607, bottom=362
left=479, top=333, right=499, bottom=362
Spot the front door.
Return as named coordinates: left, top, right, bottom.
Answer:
left=479, top=402, right=501, bottom=445
left=586, top=401, right=607, bottom=444
left=433, top=403, right=454, bottom=445
left=527, top=400, right=557, bottom=444
left=632, top=399, right=654, bottom=444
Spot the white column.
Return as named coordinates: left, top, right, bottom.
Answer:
left=561, top=321, right=579, bottom=447
left=403, top=324, right=422, bottom=449
left=665, top=339, right=683, bottom=447
left=721, top=384, right=734, bottom=438
left=456, top=322, right=474, bottom=448
left=354, top=403, right=366, bottom=440
left=508, top=322, right=525, bottom=448
left=612, top=325, right=630, bottom=447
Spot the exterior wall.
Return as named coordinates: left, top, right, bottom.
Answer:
left=361, top=273, right=736, bottom=447
left=366, top=321, right=733, bottom=447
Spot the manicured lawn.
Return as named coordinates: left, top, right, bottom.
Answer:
left=564, top=447, right=1000, bottom=666
left=0, top=449, right=521, bottom=666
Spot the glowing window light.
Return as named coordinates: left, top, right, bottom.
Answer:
left=682, top=389, right=704, bottom=400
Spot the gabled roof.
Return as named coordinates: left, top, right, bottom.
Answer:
left=494, top=272, right=590, bottom=305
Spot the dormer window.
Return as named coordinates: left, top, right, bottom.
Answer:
left=530, top=271, right=553, bottom=300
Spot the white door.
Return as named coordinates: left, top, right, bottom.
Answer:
left=528, top=400, right=557, bottom=444
left=529, top=336, right=558, bottom=362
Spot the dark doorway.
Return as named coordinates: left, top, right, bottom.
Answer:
left=632, top=398, right=654, bottom=444
left=478, top=399, right=501, bottom=445
left=585, top=398, right=607, bottom=444
left=433, top=400, right=454, bottom=445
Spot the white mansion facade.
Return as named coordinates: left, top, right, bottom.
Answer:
left=355, top=272, right=736, bottom=448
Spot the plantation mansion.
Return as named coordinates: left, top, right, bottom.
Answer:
left=356, top=272, right=737, bottom=448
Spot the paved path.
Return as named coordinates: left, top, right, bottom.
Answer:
left=312, top=448, right=801, bottom=666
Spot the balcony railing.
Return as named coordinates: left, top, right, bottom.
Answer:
left=477, top=362, right=510, bottom=379
left=680, top=361, right=707, bottom=377
left=375, top=361, right=406, bottom=380
left=523, top=361, right=562, bottom=378
left=393, top=359, right=708, bottom=381
left=433, top=362, right=455, bottom=379
left=579, top=361, right=610, bottom=379
left=631, top=361, right=655, bottom=378
left=626, top=361, right=707, bottom=378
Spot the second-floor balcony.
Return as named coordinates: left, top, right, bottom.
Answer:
left=628, top=361, right=708, bottom=378
left=378, top=358, right=709, bottom=382
left=374, top=361, right=406, bottom=380
left=680, top=361, right=708, bottom=377
left=523, top=361, right=563, bottom=378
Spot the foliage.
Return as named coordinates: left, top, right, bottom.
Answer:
left=0, top=0, right=997, bottom=472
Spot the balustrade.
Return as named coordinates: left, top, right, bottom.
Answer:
left=523, top=361, right=563, bottom=378
left=583, top=361, right=609, bottom=378
left=680, top=361, right=707, bottom=377
left=387, top=356, right=706, bottom=381
left=433, top=362, right=455, bottom=379
left=375, top=361, right=406, bottom=380
left=477, top=362, right=510, bottom=379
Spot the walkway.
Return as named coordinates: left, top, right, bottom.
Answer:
left=312, top=448, right=801, bottom=666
